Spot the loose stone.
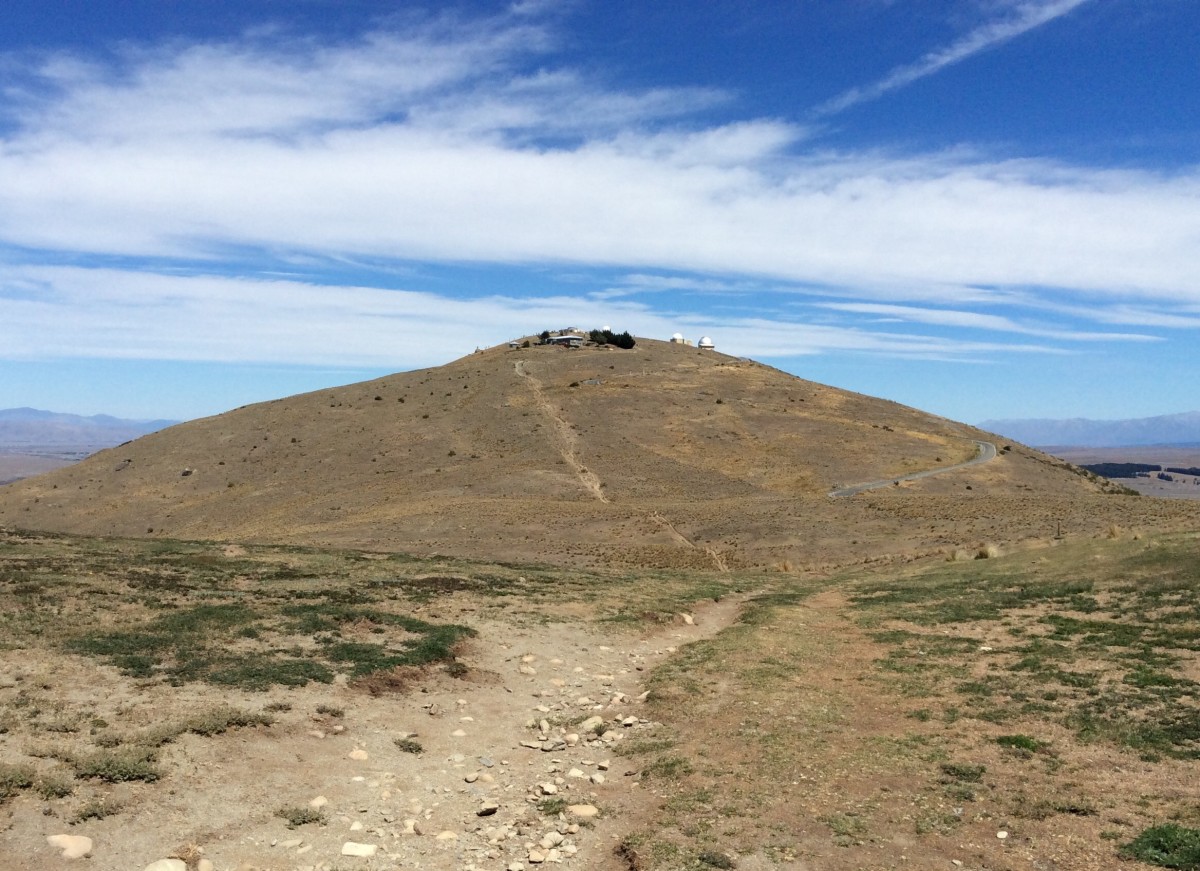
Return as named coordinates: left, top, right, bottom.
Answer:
left=341, top=841, right=378, bottom=857
left=46, top=835, right=92, bottom=860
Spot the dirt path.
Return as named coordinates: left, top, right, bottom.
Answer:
left=3, top=595, right=748, bottom=871
left=514, top=360, right=609, bottom=503
left=829, top=439, right=997, bottom=496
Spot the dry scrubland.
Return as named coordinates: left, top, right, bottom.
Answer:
left=3, top=338, right=1200, bottom=870
left=2, top=527, right=1200, bottom=870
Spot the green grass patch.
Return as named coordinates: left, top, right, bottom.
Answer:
left=538, top=797, right=568, bottom=815
left=1121, top=824, right=1200, bottom=869
left=996, top=734, right=1049, bottom=756
left=850, top=534, right=1200, bottom=759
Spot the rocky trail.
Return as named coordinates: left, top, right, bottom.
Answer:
left=5, top=596, right=748, bottom=871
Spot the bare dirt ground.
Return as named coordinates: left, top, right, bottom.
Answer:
left=0, top=587, right=747, bottom=871
left=4, top=528, right=1199, bottom=871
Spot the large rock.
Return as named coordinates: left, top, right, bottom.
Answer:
left=46, top=835, right=92, bottom=860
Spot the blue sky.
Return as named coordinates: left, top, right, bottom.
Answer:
left=1, top=0, right=1197, bottom=424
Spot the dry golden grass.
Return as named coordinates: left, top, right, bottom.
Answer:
left=1, top=338, right=1193, bottom=574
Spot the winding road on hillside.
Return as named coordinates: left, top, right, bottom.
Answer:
left=829, top=439, right=997, bottom=497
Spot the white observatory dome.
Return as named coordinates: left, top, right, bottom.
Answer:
left=698, top=336, right=715, bottom=349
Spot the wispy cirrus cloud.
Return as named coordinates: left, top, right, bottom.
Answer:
left=815, top=0, right=1095, bottom=116
left=0, top=264, right=1073, bottom=368
left=816, top=302, right=1160, bottom=342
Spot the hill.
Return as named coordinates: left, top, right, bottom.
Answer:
left=0, top=407, right=177, bottom=449
left=979, top=410, right=1200, bottom=448
left=1, top=339, right=1195, bottom=570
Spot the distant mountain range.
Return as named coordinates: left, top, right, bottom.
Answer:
left=979, top=411, right=1200, bottom=448
left=0, top=407, right=177, bottom=449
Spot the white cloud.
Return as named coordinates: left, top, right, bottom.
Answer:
left=0, top=265, right=1073, bottom=368
left=817, top=302, right=1161, bottom=342
left=815, top=0, right=1095, bottom=115
left=0, top=5, right=1196, bottom=379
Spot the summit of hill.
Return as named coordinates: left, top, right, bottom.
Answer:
left=2, top=337, right=1195, bottom=570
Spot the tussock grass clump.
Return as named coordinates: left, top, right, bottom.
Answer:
left=393, top=737, right=423, bottom=754
left=642, top=754, right=693, bottom=780
left=697, top=850, right=736, bottom=869
left=34, top=772, right=75, bottom=799
left=537, top=797, right=567, bottom=816
left=72, top=748, right=161, bottom=783
left=183, top=706, right=273, bottom=736
left=277, top=805, right=327, bottom=828
left=71, top=796, right=123, bottom=823
left=940, top=762, right=986, bottom=783
left=0, top=763, right=35, bottom=801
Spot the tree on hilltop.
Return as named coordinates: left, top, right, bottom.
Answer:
left=589, top=329, right=635, bottom=349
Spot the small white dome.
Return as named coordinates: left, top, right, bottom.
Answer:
left=671, top=332, right=684, bottom=342
left=698, top=336, right=715, bottom=349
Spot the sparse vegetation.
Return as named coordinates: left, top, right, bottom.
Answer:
left=537, top=797, right=567, bottom=815
left=0, top=763, right=34, bottom=802
left=71, top=796, right=123, bottom=823
left=72, top=748, right=161, bottom=783
left=35, top=772, right=75, bottom=799
left=393, top=737, right=423, bottom=754
left=277, top=805, right=327, bottom=828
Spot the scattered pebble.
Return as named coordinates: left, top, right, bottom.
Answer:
left=142, top=861, right=187, bottom=871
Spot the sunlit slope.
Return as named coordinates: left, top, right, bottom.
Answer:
left=2, top=339, right=1186, bottom=569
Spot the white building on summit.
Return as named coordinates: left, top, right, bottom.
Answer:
left=698, top=336, right=715, bottom=350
